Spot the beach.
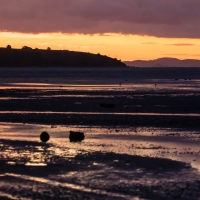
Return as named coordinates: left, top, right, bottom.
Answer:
left=0, top=67, right=200, bottom=199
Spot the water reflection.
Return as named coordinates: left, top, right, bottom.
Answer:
left=1, top=79, right=200, bottom=92
left=0, top=123, right=200, bottom=199
left=0, top=123, right=199, bottom=171
left=1, top=110, right=200, bottom=116
left=0, top=137, right=199, bottom=199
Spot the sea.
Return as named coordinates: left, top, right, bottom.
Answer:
left=0, top=67, right=200, bottom=200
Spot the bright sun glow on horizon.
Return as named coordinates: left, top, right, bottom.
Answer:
left=1, top=32, right=200, bottom=61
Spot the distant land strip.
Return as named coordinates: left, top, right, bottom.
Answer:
left=124, top=57, right=200, bottom=67
left=0, top=47, right=126, bottom=67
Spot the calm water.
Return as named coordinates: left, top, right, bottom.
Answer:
left=0, top=67, right=200, bottom=199
left=0, top=66, right=200, bottom=84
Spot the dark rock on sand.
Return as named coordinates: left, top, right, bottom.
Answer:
left=99, top=103, right=115, bottom=108
left=69, top=131, right=84, bottom=142
left=40, top=131, right=50, bottom=143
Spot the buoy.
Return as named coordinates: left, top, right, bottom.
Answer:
left=40, top=131, right=50, bottom=143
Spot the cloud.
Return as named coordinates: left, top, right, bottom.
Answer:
left=166, top=43, right=196, bottom=46
left=164, top=54, right=189, bottom=56
left=142, top=42, right=158, bottom=45
left=0, top=0, right=200, bottom=38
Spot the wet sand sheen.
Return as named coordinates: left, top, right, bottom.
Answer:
left=0, top=67, right=200, bottom=199
left=1, top=110, right=200, bottom=116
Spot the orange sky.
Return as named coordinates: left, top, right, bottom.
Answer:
left=1, top=1, right=200, bottom=61
left=1, top=32, right=200, bottom=61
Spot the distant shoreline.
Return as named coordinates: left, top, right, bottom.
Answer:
left=124, top=57, right=200, bottom=67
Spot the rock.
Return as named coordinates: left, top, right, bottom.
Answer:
left=69, top=131, right=84, bottom=142
left=99, top=103, right=115, bottom=108
left=40, top=131, right=50, bottom=143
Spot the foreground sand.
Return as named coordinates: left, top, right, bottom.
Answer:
left=0, top=80, right=200, bottom=199
left=0, top=123, right=200, bottom=199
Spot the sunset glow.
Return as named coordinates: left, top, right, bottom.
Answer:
left=1, top=32, right=200, bottom=61
left=1, top=0, right=200, bottom=61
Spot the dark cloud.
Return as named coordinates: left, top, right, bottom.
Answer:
left=0, top=0, right=200, bottom=38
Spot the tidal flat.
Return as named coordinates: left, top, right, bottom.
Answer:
left=0, top=67, right=200, bottom=199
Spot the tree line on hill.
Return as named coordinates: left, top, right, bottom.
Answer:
left=0, top=45, right=126, bottom=67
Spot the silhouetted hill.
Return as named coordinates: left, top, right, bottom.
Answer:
left=0, top=48, right=126, bottom=67
left=124, top=57, right=200, bottom=67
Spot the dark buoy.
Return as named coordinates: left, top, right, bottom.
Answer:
left=69, top=131, right=84, bottom=142
left=40, top=131, right=50, bottom=143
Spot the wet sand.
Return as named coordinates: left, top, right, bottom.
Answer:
left=0, top=70, right=200, bottom=199
left=0, top=83, right=200, bottom=128
left=0, top=123, right=200, bottom=199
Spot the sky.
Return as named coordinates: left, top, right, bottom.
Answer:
left=0, top=0, right=200, bottom=61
